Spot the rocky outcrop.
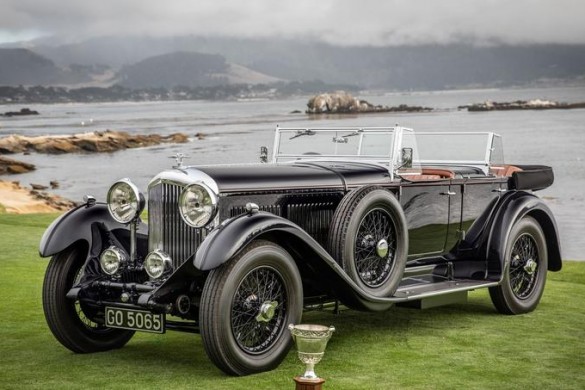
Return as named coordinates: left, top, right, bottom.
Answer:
left=461, top=99, right=585, bottom=111
left=0, top=130, right=189, bottom=155
left=0, top=180, right=77, bottom=213
left=1, top=108, right=39, bottom=117
left=0, top=156, right=35, bottom=175
left=306, top=91, right=432, bottom=114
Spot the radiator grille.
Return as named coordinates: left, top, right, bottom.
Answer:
left=148, top=182, right=206, bottom=269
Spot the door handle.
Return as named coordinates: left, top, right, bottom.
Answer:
left=492, top=188, right=507, bottom=193
left=441, top=191, right=456, bottom=196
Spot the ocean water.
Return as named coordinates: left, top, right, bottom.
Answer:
left=1, top=85, right=584, bottom=259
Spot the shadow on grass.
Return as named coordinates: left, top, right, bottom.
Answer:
left=95, top=295, right=498, bottom=372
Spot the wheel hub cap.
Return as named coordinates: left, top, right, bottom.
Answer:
left=376, top=239, right=389, bottom=258
left=256, top=300, right=278, bottom=323
left=524, top=259, right=538, bottom=275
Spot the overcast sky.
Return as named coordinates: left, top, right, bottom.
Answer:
left=1, top=0, right=584, bottom=46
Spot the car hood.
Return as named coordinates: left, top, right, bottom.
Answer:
left=189, top=161, right=392, bottom=193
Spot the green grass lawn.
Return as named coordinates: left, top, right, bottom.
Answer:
left=1, top=213, right=584, bottom=389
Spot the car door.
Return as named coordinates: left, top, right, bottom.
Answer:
left=401, top=181, right=451, bottom=258
left=460, top=178, right=502, bottom=236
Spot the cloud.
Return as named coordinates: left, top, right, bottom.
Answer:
left=2, top=0, right=585, bottom=46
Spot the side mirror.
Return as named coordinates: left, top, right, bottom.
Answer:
left=260, top=146, right=268, bottom=163
left=401, top=147, right=413, bottom=168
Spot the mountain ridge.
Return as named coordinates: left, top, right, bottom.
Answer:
left=2, top=36, right=585, bottom=90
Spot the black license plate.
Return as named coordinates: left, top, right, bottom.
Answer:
left=105, top=307, right=165, bottom=334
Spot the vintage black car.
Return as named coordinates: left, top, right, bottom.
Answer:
left=40, top=126, right=561, bottom=375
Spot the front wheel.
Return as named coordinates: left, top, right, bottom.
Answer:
left=489, top=216, right=548, bottom=315
left=200, top=240, right=303, bottom=376
left=42, top=245, right=135, bottom=353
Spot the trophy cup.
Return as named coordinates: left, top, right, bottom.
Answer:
left=289, top=324, right=335, bottom=390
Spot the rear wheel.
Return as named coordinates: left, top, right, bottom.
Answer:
left=42, top=245, right=135, bottom=353
left=489, top=216, right=548, bottom=314
left=328, top=186, right=408, bottom=297
left=200, top=240, right=303, bottom=376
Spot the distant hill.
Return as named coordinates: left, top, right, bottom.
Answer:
left=0, top=48, right=66, bottom=85
left=0, top=48, right=113, bottom=87
left=117, top=51, right=281, bottom=89
left=30, top=36, right=585, bottom=90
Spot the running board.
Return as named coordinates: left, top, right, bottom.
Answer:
left=396, top=291, right=469, bottom=310
left=390, top=277, right=499, bottom=308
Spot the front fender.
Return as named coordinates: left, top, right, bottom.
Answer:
left=487, top=191, right=562, bottom=277
left=39, top=202, right=147, bottom=257
left=194, top=211, right=311, bottom=271
left=194, top=211, right=397, bottom=311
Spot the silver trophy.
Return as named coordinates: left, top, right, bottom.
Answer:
left=289, top=324, right=335, bottom=380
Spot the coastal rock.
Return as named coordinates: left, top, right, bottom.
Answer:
left=34, top=138, right=81, bottom=154
left=307, top=91, right=360, bottom=113
left=0, top=156, right=35, bottom=175
left=30, top=183, right=49, bottom=190
left=1, top=108, right=40, bottom=117
left=306, top=91, right=432, bottom=114
left=0, top=180, right=77, bottom=213
left=465, top=99, right=585, bottom=111
left=164, top=133, right=189, bottom=143
left=0, top=130, right=189, bottom=155
left=0, top=135, right=27, bottom=154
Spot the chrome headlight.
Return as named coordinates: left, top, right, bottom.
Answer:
left=107, top=178, right=145, bottom=224
left=144, top=250, right=172, bottom=279
left=100, top=246, right=127, bottom=275
left=179, top=183, right=218, bottom=228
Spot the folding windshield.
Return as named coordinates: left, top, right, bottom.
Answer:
left=413, top=132, right=503, bottom=172
left=272, top=127, right=502, bottom=177
left=273, top=127, right=397, bottom=163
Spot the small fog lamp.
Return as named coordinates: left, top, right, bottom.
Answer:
left=100, top=246, right=127, bottom=275
left=144, top=250, right=173, bottom=279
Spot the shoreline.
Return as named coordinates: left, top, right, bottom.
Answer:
left=0, top=130, right=190, bottom=213
left=0, top=180, right=76, bottom=214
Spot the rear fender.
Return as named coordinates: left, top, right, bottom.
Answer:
left=39, top=202, right=148, bottom=258
left=194, top=211, right=396, bottom=311
left=487, top=191, right=562, bottom=279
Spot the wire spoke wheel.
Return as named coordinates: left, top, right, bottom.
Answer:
left=489, top=216, right=548, bottom=315
left=232, top=266, right=287, bottom=354
left=200, top=240, right=302, bottom=376
left=328, top=186, right=408, bottom=298
left=509, top=233, right=539, bottom=299
left=354, top=208, right=396, bottom=287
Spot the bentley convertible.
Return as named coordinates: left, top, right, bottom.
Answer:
left=40, top=126, right=561, bottom=375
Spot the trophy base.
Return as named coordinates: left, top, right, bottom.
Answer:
left=293, top=376, right=325, bottom=390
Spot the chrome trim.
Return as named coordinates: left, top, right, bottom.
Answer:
left=178, top=182, right=218, bottom=228
left=144, top=249, right=173, bottom=279
left=107, top=178, right=144, bottom=224
left=148, top=181, right=207, bottom=269
left=99, top=246, right=127, bottom=275
left=148, top=169, right=219, bottom=194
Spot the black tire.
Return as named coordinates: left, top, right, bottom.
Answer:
left=200, top=240, right=303, bottom=376
left=489, top=216, right=548, bottom=315
left=42, top=245, right=135, bottom=353
left=328, top=186, right=408, bottom=297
